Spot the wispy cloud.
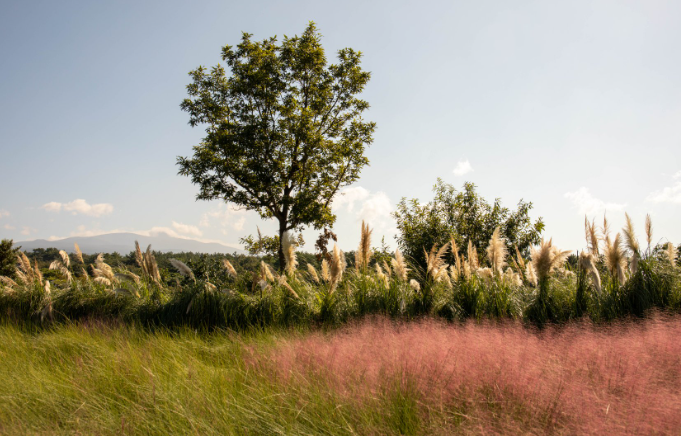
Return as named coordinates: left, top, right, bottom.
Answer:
left=4, top=224, right=15, bottom=230
left=453, top=159, right=473, bottom=177
left=41, top=199, right=114, bottom=217
left=171, top=221, right=202, bottom=237
left=20, top=226, right=37, bottom=236
left=334, top=186, right=394, bottom=230
left=200, top=204, right=248, bottom=231
left=0, top=210, right=9, bottom=219
left=564, top=187, right=626, bottom=215
left=647, top=171, right=681, bottom=204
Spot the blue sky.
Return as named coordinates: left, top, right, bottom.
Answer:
left=1, top=0, right=679, bottom=252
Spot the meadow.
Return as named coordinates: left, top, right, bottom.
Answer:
left=2, top=316, right=681, bottom=434
left=1, top=213, right=681, bottom=434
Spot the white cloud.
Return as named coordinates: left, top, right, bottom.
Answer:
left=564, top=187, right=627, bottom=215
left=200, top=204, right=249, bottom=231
left=41, top=199, right=114, bottom=217
left=334, top=186, right=394, bottom=230
left=171, top=221, right=202, bottom=237
left=4, top=224, right=15, bottom=230
left=0, top=210, right=9, bottom=219
left=452, top=159, right=474, bottom=177
left=647, top=182, right=681, bottom=204
left=20, top=226, right=37, bottom=236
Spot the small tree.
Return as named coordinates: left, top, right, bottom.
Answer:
left=393, top=179, right=544, bottom=270
left=0, top=239, right=18, bottom=279
left=178, top=22, right=375, bottom=270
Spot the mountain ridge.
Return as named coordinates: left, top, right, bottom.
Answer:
left=13, top=232, right=246, bottom=255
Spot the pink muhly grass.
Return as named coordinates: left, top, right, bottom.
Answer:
left=260, top=316, right=681, bottom=434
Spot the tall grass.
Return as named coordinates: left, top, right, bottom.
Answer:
left=1, top=213, right=680, bottom=330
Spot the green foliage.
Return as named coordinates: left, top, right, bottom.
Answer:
left=393, top=179, right=544, bottom=270
left=177, top=22, right=375, bottom=268
left=0, top=239, right=18, bottom=279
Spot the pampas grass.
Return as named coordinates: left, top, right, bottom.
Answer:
left=667, top=242, right=677, bottom=268
left=645, top=214, right=653, bottom=251
left=282, top=231, right=298, bottom=275
left=425, top=242, right=449, bottom=282
left=73, top=243, right=84, bottom=264
left=579, top=251, right=602, bottom=294
left=623, top=213, right=640, bottom=276
left=585, top=217, right=599, bottom=255
left=306, top=263, right=320, bottom=284
left=355, top=221, right=372, bottom=272
left=169, top=259, right=195, bottom=282
left=391, top=249, right=409, bottom=281
left=486, top=227, right=507, bottom=275
left=530, top=239, right=570, bottom=285
left=604, top=233, right=627, bottom=285
left=222, top=259, right=237, bottom=278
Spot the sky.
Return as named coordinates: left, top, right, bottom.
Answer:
left=1, top=0, right=679, bottom=254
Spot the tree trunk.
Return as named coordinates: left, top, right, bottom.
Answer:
left=277, top=218, right=287, bottom=273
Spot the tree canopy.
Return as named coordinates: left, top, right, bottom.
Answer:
left=392, top=179, right=545, bottom=270
left=178, top=22, right=375, bottom=269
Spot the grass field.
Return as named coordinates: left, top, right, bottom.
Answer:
left=2, top=315, right=681, bottom=435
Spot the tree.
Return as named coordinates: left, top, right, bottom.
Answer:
left=178, top=22, right=375, bottom=270
left=392, top=179, right=545, bottom=270
left=0, top=239, right=19, bottom=279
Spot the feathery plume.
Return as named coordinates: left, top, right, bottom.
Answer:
left=169, top=259, right=195, bottom=282
left=425, top=242, right=450, bottom=282
left=73, top=243, right=84, bottom=264
left=34, top=260, right=43, bottom=284
left=530, top=239, right=571, bottom=284
left=260, top=261, right=275, bottom=283
left=450, top=264, right=460, bottom=283
left=115, top=272, right=141, bottom=285
left=486, top=227, right=508, bottom=275
left=585, top=217, right=600, bottom=255
left=666, top=242, right=677, bottom=268
left=278, top=277, right=299, bottom=299
left=409, top=279, right=420, bottom=292
left=0, top=276, right=18, bottom=288
left=622, top=212, right=640, bottom=275
left=134, top=241, right=144, bottom=268
left=514, top=245, right=526, bottom=271
left=329, top=244, right=344, bottom=291
left=355, top=221, right=373, bottom=272
left=375, top=264, right=389, bottom=289
left=307, top=263, right=320, bottom=284
left=467, top=241, right=478, bottom=270
left=579, top=251, right=602, bottom=294
left=604, top=233, right=627, bottom=284
left=321, top=259, right=331, bottom=282
left=645, top=214, right=653, bottom=251
left=59, top=250, right=70, bottom=268
left=18, top=252, right=34, bottom=281
left=382, top=260, right=392, bottom=279
left=94, top=277, right=111, bottom=286
left=476, top=267, right=493, bottom=283
left=526, top=262, right=538, bottom=287
left=44, top=280, right=51, bottom=295
left=462, top=258, right=472, bottom=280
left=282, top=231, right=298, bottom=275
left=222, top=259, right=237, bottom=278
left=391, top=249, right=409, bottom=281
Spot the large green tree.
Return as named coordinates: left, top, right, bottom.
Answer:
left=0, top=239, right=19, bottom=279
left=393, top=179, right=545, bottom=270
left=178, top=22, right=375, bottom=270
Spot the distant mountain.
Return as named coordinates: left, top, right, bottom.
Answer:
left=14, top=232, right=246, bottom=255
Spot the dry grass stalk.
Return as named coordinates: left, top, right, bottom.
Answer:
left=382, top=260, right=392, bottom=279
left=462, top=259, right=472, bottom=280
left=604, top=233, right=627, bottom=284
left=144, top=246, right=161, bottom=283
left=329, top=244, right=344, bottom=291
left=467, top=241, right=479, bottom=270
left=486, top=227, right=508, bottom=275
left=391, top=249, right=409, bottom=281
left=282, top=231, right=298, bottom=275
left=450, top=264, right=460, bottom=283
left=526, top=262, right=538, bottom=286
left=74, top=243, right=84, bottom=264
left=530, top=239, right=571, bottom=283
left=94, top=254, right=114, bottom=281
left=645, top=214, right=653, bottom=250
left=321, top=259, right=331, bottom=282
left=18, top=252, right=34, bottom=282
left=278, top=277, right=300, bottom=299
left=622, top=212, right=640, bottom=275
left=667, top=242, right=677, bottom=268
left=425, top=242, right=450, bottom=282
left=34, top=260, right=43, bottom=284
left=94, top=277, right=111, bottom=286
left=584, top=217, right=600, bottom=255
left=114, top=272, right=141, bottom=285
left=134, top=241, right=144, bottom=269
left=0, top=276, right=18, bottom=288
left=59, top=250, right=70, bottom=268
left=355, top=221, right=373, bottom=272
left=222, top=259, right=237, bottom=278
left=514, top=245, right=526, bottom=271
left=579, top=251, right=602, bottom=294
left=260, top=261, right=275, bottom=283
left=476, top=267, right=493, bottom=283
left=307, top=263, right=320, bottom=284
left=409, top=279, right=420, bottom=292
left=169, top=259, right=195, bottom=282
